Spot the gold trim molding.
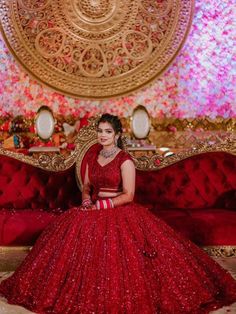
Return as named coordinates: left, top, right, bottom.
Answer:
left=203, top=246, right=236, bottom=258
left=0, top=246, right=234, bottom=257
left=130, top=136, right=236, bottom=171
left=0, top=0, right=194, bottom=98
left=0, top=146, right=76, bottom=171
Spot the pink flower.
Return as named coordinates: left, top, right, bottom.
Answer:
left=167, top=125, right=177, bottom=132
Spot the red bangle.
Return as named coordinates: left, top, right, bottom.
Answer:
left=95, top=198, right=114, bottom=210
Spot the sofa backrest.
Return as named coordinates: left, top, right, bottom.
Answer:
left=0, top=155, right=81, bottom=210
left=134, top=152, right=236, bottom=210
left=2, top=149, right=233, bottom=211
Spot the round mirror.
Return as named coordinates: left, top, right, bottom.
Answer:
left=35, top=106, right=55, bottom=141
left=130, top=105, right=151, bottom=139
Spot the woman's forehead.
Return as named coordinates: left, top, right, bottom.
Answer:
left=98, top=122, right=113, bottom=130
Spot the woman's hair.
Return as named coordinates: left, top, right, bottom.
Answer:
left=97, top=113, right=123, bottom=149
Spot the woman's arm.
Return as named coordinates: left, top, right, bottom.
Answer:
left=111, top=159, right=136, bottom=207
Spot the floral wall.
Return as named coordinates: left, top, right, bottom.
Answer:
left=0, top=0, right=235, bottom=119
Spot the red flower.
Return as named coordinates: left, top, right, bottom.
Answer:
left=0, top=121, right=10, bottom=131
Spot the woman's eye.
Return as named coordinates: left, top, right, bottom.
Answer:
left=97, top=129, right=113, bottom=134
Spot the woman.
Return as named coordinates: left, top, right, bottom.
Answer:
left=0, top=113, right=236, bottom=313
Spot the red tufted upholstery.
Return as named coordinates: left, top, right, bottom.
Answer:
left=0, top=210, right=56, bottom=245
left=135, top=152, right=235, bottom=209
left=134, top=152, right=236, bottom=245
left=0, top=155, right=81, bottom=245
left=0, top=156, right=81, bottom=210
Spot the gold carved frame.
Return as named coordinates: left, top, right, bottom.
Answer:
left=0, top=0, right=194, bottom=98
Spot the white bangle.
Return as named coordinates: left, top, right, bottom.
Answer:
left=95, top=198, right=114, bottom=210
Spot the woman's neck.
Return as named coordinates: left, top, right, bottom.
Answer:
left=102, top=145, right=116, bottom=151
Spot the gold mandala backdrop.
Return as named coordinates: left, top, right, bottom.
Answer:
left=0, top=0, right=194, bottom=98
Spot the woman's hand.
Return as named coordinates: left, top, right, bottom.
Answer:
left=80, top=204, right=97, bottom=211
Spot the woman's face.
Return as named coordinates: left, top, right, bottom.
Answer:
left=97, top=121, right=116, bottom=147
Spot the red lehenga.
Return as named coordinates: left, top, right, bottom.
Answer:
left=1, top=150, right=236, bottom=314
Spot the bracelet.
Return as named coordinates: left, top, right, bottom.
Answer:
left=95, top=198, right=114, bottom=210
left=82, top=198, right=92, bottom=208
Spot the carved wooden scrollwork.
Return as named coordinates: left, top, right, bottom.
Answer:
left=131, top=136, right=236, bottom=171
left=0, top=0, right=194, bottom=98
left=203, top=246, right=236, bottom=258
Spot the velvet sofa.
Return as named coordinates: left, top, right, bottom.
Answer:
left=0, top=153, right=81, bottom=246
left=135, top=152, right=236, bottom=247
left=0, top=120, right=235, bottom=259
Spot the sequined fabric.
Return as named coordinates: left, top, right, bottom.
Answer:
left=0, top=151, right=236, bottom=313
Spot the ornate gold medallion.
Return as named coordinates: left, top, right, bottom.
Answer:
left=0, top=0, right=194, bottom=98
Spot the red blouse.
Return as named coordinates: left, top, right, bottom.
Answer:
left=87, top=149, right=132, bottom=201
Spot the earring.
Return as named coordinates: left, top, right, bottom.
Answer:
left=115, top=137, right=118, bottom=146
